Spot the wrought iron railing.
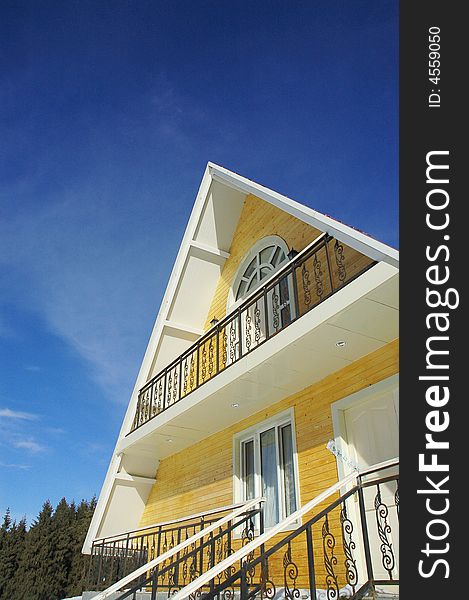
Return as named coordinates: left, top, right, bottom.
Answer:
left=172, top=460, right=399, bottom=600
left=87, top=500, right=264, bottom=599
left=87, top=502, right=258, bottom=592
left=131, top=234, right=376, bottom=432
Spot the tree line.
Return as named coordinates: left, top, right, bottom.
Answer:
left=0, top=497, right=96, bottom=600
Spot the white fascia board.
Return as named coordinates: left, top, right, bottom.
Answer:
left=208, top=163, right=399, bottom=268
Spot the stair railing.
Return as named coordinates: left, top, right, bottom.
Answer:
left=170, top=458, right=399, bottom=600
left=87, top=500, right=256, bottom=590
left=88, top=495, right=265, bottom=600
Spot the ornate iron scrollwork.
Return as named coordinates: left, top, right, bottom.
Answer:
left=157, top=379, right=163, bottom=413
left=201, top=345, right=207, bottom=382
left=229, top=321, right=237, bottom=362
left=313, top=252, right=324, bottom=299
left=189, top=355, right=195, bottom=390
left=334, top=240, right=347, bottom=283
left=395, top=483, right=399, bottom=518
left=173, top=369, right=178, bottom=403
left=245, top=311, right=252, bottom=352
left=272, top=291, right=280, bottom=330
left=241, top=517, right=256, bottom=584
left=167, top=372, right=172, bottom=406
left=283, top=541, right=300, bottom=600
left=221, top=328, right=227, bottom=365
left=374, top=485, right=395, bottom=579
left=340, top=503, right=358, bottom=593
left=254, top=303, right=261, bottom=344
left=183, top=359, right=188, bottom=395
left=301, top=261, right=312, bottom=308
left=259, top=560, right=276, bottom=599
left=322, top=513, right=339, bottom=600
left=208, top=338, right=214, bottom=377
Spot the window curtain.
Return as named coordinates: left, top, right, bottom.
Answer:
left=260, top=428, right=279, bottom=528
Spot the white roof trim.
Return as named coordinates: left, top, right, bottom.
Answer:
left=208, top=163, right=399, bottom=268
left=83, top=161, right=399, bottom=553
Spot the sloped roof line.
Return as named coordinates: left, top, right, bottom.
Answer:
left=207, top=162, right=399, bottom=267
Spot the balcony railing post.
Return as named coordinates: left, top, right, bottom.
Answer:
left=357, top=476, right=375, bottom=583
left=216, top=325, right=220, bottom=375
left=199, top=517, right=205, bottom=582
left=263, top=285, right=269, bottom=339
left=149, top=384, right=154, bottom=420
left=237, top=308, right=242, bottom=359
left=178, top=360, right=182, bottom=402
left=150, top=568, right=158, bottom=600
left=240, top=563, right=248, bottom=600
left=324, top=235, right=335, bottom=294
left=162, top=369, right=167, bottom=411
left=291, top=263, right=300, bottom=321
left=306, top=524, right=317, bottom=600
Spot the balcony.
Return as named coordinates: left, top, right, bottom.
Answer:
left=130, top=233, right=376, bottom=434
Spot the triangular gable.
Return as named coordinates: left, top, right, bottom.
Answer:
left=84, top=162, right=399, bottom=551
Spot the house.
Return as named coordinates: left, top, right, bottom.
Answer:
left=82, top=163, right=399, bottom=600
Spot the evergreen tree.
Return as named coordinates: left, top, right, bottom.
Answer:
left=0, top=497, right=96, bottom=600
left=66, top=497, right=97, bottom=596
left=1, top=517, right=27, bottom=599
left=14, top=500, right=54, bottom=600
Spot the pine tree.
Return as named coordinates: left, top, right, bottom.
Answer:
left=66, top=497, right=97, bottom=596
left=1, top=517, right=27, bottom=599
left=0, top=509, right=13, bottom=597
left=14, top=500, right=54, bottom=600
left=0, top=497, right=96, bottom=600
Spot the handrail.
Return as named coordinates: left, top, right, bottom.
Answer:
left=93, top=499, right=250, bottom=544
left=170, top=458, right=399, bottom=600
left=90, top=496, right=265, bottom=600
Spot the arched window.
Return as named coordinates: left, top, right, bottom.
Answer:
left=231, top=236, right=290, bottom=305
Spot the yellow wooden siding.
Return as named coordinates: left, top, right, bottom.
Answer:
left=203, top=194, right=321, bottom=330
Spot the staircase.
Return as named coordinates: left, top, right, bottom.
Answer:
left=82, top=459, right=399, bottom=600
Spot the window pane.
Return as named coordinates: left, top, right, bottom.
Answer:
left=260, top=428, right=279, bottom=528
left=280, top=424, right=297, bottom=516
left=260, top=266, right=273, bottom=280
left=272, top=246, right=286, bottom=267
left=242, top=440, right=255, bottom=500
left=259, top=245, right=275, bottom=264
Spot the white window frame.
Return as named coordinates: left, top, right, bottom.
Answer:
left=228, top=235, right=290, bottom=311
left=233, top=408, right=301, bottom=533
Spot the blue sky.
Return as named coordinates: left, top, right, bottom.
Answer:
left=0, top=0, right=398, bottom=524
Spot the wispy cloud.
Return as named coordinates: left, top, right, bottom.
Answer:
left=0, top=461, right=31, bottom=470
left=13, top=439, right=46, bottom=453
left=24, top=365, right=41, bottom=372
left=0, top=408, right=38, bottom=420
left=0, top=189, right=165, bottom=405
